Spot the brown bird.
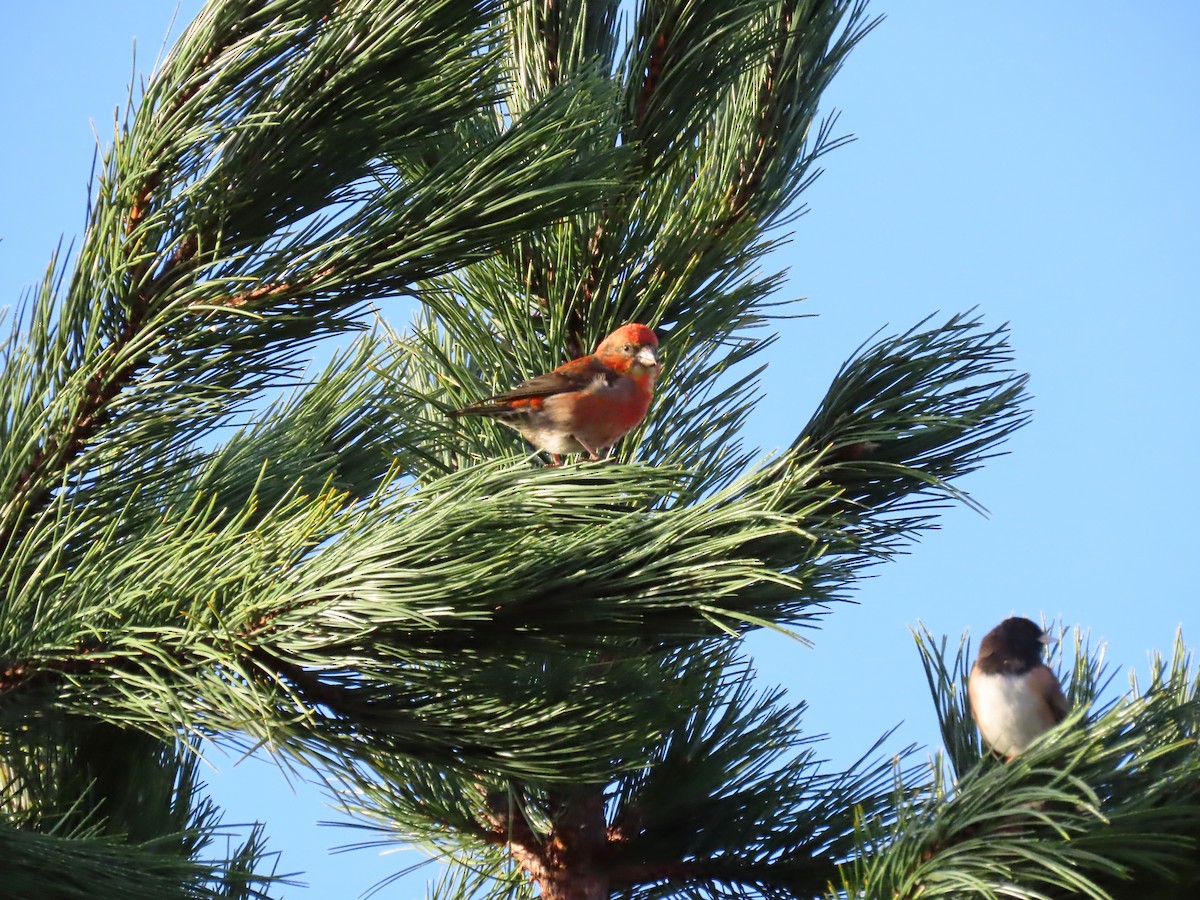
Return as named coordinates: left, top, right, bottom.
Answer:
left=448, top=323, right=660, bottom=465
left=968, top=616, right=1069, bottom=760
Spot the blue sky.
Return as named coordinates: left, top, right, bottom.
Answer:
left=2, top=3, right=1198, bottom=897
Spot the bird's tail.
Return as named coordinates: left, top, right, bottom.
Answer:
left=446, top=403, right=514, bottom=419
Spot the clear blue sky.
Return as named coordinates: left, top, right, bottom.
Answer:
left=2, top=3, right=1197, bottom=897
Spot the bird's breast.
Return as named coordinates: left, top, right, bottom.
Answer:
left=548, top=373, right=652, bottom=448
left=970, top=670, right=1058, bottom=757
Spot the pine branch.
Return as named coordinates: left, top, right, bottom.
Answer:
left=725, top=1, right=878, bottom=229
left=407, top=1, right=885, bottom=500
left=1, top=4, right=647, bottom=796
left=0, top=724, right=286, bottom=899
left=0, top=823, right=284, bottom=900
left=834, top=633, right=1200, bottom=900
left=1, top=449, right=891, bottom=777
left=792, top=311, right=1032, bottom=514
left=1, top=0, right=624, bottom=564
left=912, top=626, right=983, bottom=780
left=3, top=2, right=1066, bottom=896
left=345, top=648, right=914, bottom=899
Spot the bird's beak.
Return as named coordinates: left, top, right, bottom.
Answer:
left=636, top=346, right=660, bottom=368
left=1039, top=631, right=1056, bottom=645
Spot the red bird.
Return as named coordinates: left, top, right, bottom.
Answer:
left=448, top=323, right=661, bottom=465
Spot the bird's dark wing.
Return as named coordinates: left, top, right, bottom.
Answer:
left=1029, top=665, right=1070, bottom=724
left=449, top=356, right=616, bottom=417
left=492, top=356, right=614, bottom=401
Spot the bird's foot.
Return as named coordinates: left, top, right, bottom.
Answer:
left=576, top=438, right=613, bottom=463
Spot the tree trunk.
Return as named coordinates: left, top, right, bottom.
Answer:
left=511, top=788, right=611, bottom=900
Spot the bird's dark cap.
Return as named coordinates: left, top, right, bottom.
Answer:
left=977, top=616, right=1053, bottom=674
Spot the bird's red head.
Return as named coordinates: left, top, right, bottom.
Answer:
left=602, top=323, right=658, bottom=350
left=595, top=323, right=660, bottom=375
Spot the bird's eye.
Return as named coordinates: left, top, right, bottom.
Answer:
left=622, top=343, right=633, bottom=353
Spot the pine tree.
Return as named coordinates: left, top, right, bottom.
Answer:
left=1, top=2, right=1196, bottom=899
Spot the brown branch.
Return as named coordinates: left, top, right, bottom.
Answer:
left=481, top=789, right=543, bottom=847
left=613, top=7, right=802, bottom=317
left=575, top=212, right=607, bottom=334
left=1, top=229, right=208, bottom=546
left=0, top=9, right=298, bottom=546
left=726, top=0, right=797, bottom=224
left=0, top=635, right=151, bottom=698
left=635, top=9, right=680, bottom=125
left=476, top=761, right=848, bottom=896
left=1, top=658, right=72, bottom=697
left=518, top=238, right=554, bottom=312
left=7, top=325, right=147, bottom=524
left=519, top=788, right=612, bottom=900
left=126, top=172, right=162, bottom=236
left=246, top=646, right=366, bottom=715
left=568, top=9, right=685, bottom=343
left=0, top=626, right=364, bottom=733
left=536, top=0, right=562, bottom=88
left=477, top=786, right=620, bottom=900
left=1, top=254, right=333, bottom=553
left=122, top=13, right=264, bottom=251
left=223, top=278, right=303, bottom=310
left=124, top=5, right=338, bottom=283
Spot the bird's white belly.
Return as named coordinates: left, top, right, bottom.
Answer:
left=514, top=409, right=586, bottom=455
left=972, top=672, right=1052, bottom=756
